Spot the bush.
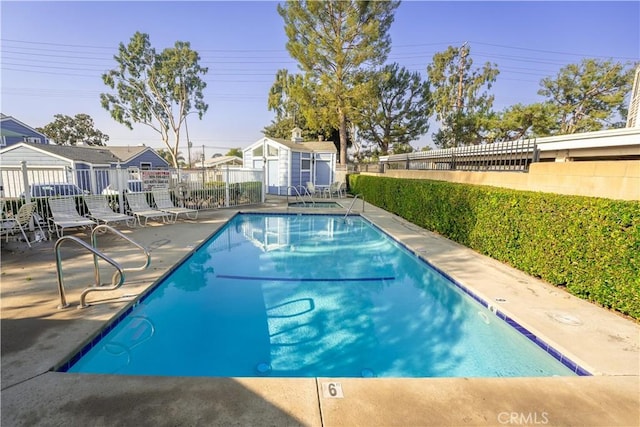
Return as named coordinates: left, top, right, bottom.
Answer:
left=349, top=174, right=640, bottom=320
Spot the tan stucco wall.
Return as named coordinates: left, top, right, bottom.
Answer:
left=360, top=160, right=640, bottom=201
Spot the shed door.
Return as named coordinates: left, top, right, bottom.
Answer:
left=267, top=159, right=280, bottom=195
left=315, top=158, right=331, bottom=186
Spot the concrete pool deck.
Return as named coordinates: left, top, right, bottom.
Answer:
left=1, top=197, right=638, bottom=426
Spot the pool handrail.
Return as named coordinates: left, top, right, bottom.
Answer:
left=91, top=224, right=151, bottom=287
left=55, top=224, right=150, bottom=309
left=55, top=235, right=124, bottom=309
left=286, top=186, right=315, bottom=207
left=344, top=194, right=364, bottom=219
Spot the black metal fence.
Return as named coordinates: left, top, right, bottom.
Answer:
left=378, top=139, right=539, bottom=172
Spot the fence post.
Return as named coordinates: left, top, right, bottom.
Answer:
left=224, top=165, right=230, bottom=207
left=116, top=163, right=125, bottom=214
left=20, top=161, right=31, bottom=203
left=20, top=160, right=37, bottom=232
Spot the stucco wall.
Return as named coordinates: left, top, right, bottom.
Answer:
left=360, top=160, right=639, bottom=201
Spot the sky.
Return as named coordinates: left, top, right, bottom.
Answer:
left=1, top=1, right=638, bottom=158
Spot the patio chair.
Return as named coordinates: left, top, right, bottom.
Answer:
left=47, top=197, right=97, bottom=238
left=305, top=182, right=321, bottom=198
left=84, top=195, right=136, bottom=227
left=0, top=202, right=47, bottom=248
left=152, top=188, right=198, bottom=222
left=325, top=181, right=346, bottom=198
left=125, top=192, right=172, bottom=226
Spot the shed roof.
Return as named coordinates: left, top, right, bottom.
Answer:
left=269, top=137, right=337, bottom=153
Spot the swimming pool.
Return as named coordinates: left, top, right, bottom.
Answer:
left=59, top=213, right=588, bottom=378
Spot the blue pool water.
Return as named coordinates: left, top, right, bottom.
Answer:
left=62, top=213, right=585, bottom=378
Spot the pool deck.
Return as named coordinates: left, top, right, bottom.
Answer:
left=1, top=197, right=638, bottom=426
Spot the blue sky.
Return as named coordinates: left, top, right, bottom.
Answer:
left=1, top=1, right=638, bottom=156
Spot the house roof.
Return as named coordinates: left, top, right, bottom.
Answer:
left=0, top=114, right=48, bottom=140
left=8, top=143, right=121, bottom=164
left=202, top=155, right=243, bottom=168
left=104, top=145, right=155, bottom=163
left=0, top=142, right=171, bottom=167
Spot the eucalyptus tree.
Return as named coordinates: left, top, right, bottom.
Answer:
left=353, top=63, right=432, bottom=155
left=278, top=0, right=400, bottom=164
left=100, top=32, right=208, bottom=168
left=537, top=58, right=636, bottom=134
left=427, top=44, right=499, bottom=148
left=37, top=113, right=109, bottom=146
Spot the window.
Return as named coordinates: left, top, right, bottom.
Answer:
left=301, top=153, right=311, bottom=171
left=0, top=137, right=6, bottom=147
left=25, top=137, right=41, bottom=144
left=140, top=162, right=152, bottom=170
left=267, top=145, right=279, bottom=157
left=253, top=146, right=263, bottom=157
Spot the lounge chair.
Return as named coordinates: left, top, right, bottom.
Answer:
left=0, top=202, right=47, bottom=248
left=152, top=188, right=198, bottom=222
left=47, top=197, right=96, bottom=238
left=125, top=192, right=172, bottom=226
left=84, top=195, right=136, bottom=227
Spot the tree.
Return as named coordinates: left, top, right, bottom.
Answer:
left=37, top=113, right=109, bottom=146
left=537, top=58, right=636, bottom=134
left=427, top=43, right=499, bottom=147
left=226, top=148, right=243, bottom=158
left=100, top=32, right=208, bottom=168
left=264, top=69, right=311, bottom=139
left=157, top=148, right=186, bottom=167
left=353, top=63, right=432, bottom=155
left=264, top=70, right=340, bottom=145
left=484, top=102, right=559, bottom=142
left=278, top=0, right=400, bottom=164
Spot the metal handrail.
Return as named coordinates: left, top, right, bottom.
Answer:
left=344, top=194, right=364, bottom=219
left=286, top=186, right=315, bottom=206
left=55, top=224, right=150, bottom=309
left=91, top=224, right=151, bottom=287
left=55, top=236, right=125, bottom=309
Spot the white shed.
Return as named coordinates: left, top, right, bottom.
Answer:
left=243, top=130, right=338, bottom=195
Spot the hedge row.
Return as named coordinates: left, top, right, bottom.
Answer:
left=348, top=174, right=640, bottom=320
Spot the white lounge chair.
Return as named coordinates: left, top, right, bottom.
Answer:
left=125, top=193, right=172, bottom=226
left=47, top=197, right=96, bottom=238
left=0, top=202, right=47, bottom=248
left=152, top=188, right=198, bottom=222
left=84, top=195, right=136, bottom=227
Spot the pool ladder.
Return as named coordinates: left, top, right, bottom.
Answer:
left=55, top=224, right=151, bottom=309
left=286, top=186, right=315, bottom=207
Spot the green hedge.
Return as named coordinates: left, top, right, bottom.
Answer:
left=349, top=174, right=640, bottom=320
